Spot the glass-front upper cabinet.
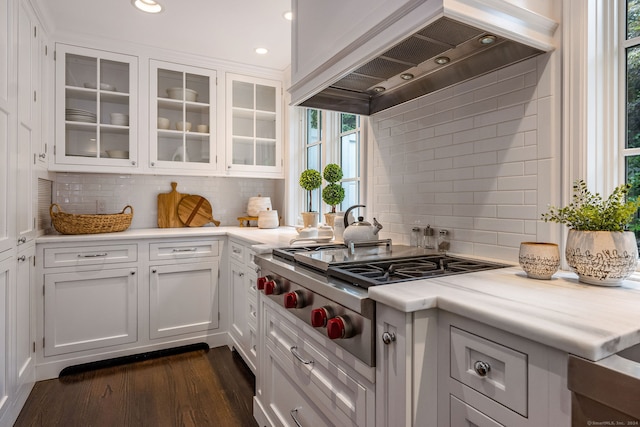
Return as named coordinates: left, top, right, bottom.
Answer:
left=149, top=60, right=216, bottom=173
left=54, top=44, right=137, bottom=169
left=226, top=73, right=282, bottom=176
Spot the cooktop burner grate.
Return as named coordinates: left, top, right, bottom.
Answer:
left=327, top=255, right=508, bottom=288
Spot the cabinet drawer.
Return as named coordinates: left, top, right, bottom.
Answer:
left=247, top=294, right=257, bottom=330
left=265, top=305, right=368, bottom=426
left=44, top=244, right=137, bottom=268
left=450, top=326, right=528, bottom=416
left=450, top=395, right=504, bottom=427
left=229, top=240, right=244, bottom=263
left=149, top=240, right=219, bottom=261
left=246, top=248, right=258, bottom=269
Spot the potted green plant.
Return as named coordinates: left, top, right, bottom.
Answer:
left=299, top=169, right=322, bottom=227
left=541, top=179, right=640, bottom=286
left=321, top=163, right=345, bottom=227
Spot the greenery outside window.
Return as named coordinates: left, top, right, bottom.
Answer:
left=303, top=108, right=362, bottom=218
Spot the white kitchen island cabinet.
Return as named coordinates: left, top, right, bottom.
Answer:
left=376, top=304, right=571, bottom=427
left=53, top=44, right=138, bottom=172
left=35, top=236, right=226, bottom=380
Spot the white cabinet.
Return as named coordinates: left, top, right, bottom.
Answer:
left=0, top=255, right=11, bottom=423
left=149, top=261, right=219, bottom=339
left=258, top=298, right=375, bottom=427
left=149, top=60, right=218, bottom=173
left=43, top=266, right=138, bottom=356
left=228, top=239, right=258, bottom=372
left=53, top=44, right=138, bottom=170
left=226, top=73, right=282, bottom=177
left=14, top=244, right=35, bottom=399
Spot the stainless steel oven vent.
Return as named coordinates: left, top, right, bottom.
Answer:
left=298, top=17, right=544, bottom=116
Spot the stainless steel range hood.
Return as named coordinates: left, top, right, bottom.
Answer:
left=291, top=2, right=559, bottom=116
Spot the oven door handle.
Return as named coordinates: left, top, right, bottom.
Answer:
left=290, top=346, right=314, bottom=365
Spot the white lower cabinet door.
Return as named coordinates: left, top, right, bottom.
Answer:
left=450, top=395, right=504, bottom=427
left=0, top=257, right=11, bottom=422
left=43, top=267, right=137, bottom=356
left=15, top=246, right=35, bottom=393
left=149, top=261, right=219, bottom=339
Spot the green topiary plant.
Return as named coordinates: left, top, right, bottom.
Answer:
left=322, top=164, right=345, bottom=213
left=541, top=179, right=640, bottom=231
left=299, top=169, right=322, bottom=212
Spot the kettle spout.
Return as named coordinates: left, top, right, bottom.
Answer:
left=373, top=218, right=383, bottom=235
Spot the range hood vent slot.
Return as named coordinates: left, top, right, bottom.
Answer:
left=298, top=17, right=547, bottom=116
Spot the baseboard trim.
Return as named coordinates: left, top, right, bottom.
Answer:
left=58, top=342, right=209, bottom=377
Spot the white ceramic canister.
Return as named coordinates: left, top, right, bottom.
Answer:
left=258, top=208, right=279, bottom=229
left=247, top=195, right=272, bottom=217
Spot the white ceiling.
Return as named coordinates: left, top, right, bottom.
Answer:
left=32, top=0, right=292, bottom=71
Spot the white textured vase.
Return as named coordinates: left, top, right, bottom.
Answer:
left=565, top=230, right=639, bottom=286
left=518, top=242, right=560, bottom=280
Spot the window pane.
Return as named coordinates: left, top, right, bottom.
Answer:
left=307, top=109, right=321, bottom=144
left=628, top=0, right=640, bottom=39
left=307, top=144, right=321, bottom=171
left=341, top=133, right=359, bottom=179
left=341, top=113, right=357, bottom=132
left=627, top=45, right=640, bottom=148
left=341, top=181, right=359, bottom=211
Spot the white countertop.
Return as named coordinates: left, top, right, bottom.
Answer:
left=37, top=228, right=640, bottom=361
left=368, top=266, right=640, bottom=361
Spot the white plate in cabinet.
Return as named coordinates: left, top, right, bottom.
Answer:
left=450, top=395, right=504, bottom=427
left=149, top=240, right=219, bottom=262
left=450, top=326, right=528, bottom=416
left=43, top=244, right=137, bottom=268
left=265, top=305, right=369, bottom=427
left=43, top=267, right=137, bottom=356
left=149, top=261, right=219, bottom=339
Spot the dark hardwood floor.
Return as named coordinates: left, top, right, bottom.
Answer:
left=14, top=346, right=258, bottom=427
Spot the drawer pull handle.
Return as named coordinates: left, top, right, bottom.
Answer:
left=382, top=331, right=396, bottom=345
left=474, top=360, right=491, bottom=377
left=290, top=408, right=303, bottom=427
left=232, top=247, right=242, bottom=254
left=290, top=346, right=313, bottom=365
left=172, top=248, right=197, bottom=252
left=78, top=253, right=108, bottom=258
left=18, top=237, right=27, bottom=244
left=239, top=272, right=245, bottom=277
left=17, top=255, right=26, bottom=262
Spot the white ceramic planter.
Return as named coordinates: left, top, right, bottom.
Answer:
left=301, top=212, right=319, bottom=228
left=518, top=242, right=560, bottom=280
left=565, top=230, right=639, bottom=286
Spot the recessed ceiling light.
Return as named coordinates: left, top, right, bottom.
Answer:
left=283, top=11, right=293, bottom=21
left=400, top=73, right=414, bottom=80
left=255, top=47, right=268, bottom=55
left=373, top=86, right=386, bottom=93
left=434, top=56, right=450, bottom=65
left=132, top=0, right=162, bottom=13
left=479, top=35, right=497, bottom=45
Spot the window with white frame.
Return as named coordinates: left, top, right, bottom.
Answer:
left=624, top=0, right=640, bottom=197
left=303, top=108, right=362, bottom=216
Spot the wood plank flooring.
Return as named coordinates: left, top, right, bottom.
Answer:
left=14, top=346, right=258, bottom=427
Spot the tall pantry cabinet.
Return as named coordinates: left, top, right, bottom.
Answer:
left=0, top=0, right=45, bottom=425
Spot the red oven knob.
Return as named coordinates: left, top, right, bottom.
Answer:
left=284, top=291, right=305, bottom=309
left=311, top=306, right=333, bottom=327
left=326, top=316, right=355, bottom=339
left=257, top=276, right=269, bottom=291
left=264, top=280, right=280, bottom=295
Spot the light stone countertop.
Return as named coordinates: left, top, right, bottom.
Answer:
left=367, top=266, right=640, bottom=361
left=37, top=228, right=640, bottom=361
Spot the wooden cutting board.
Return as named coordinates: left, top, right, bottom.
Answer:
left=177, top=195, right=221, bottom=227
left=157, top=182, right=188, bottom=228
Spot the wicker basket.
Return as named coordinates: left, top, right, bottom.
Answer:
left=50, top=204, right=133, bottom=235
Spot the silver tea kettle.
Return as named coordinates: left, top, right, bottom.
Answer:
left=342, top=204, right=383, bottom=244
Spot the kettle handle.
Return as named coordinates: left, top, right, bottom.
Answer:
left=344, top=204, right=365, bottom=228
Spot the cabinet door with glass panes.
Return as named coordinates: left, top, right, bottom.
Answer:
left=226, top=73, right=282, bottom=176
left=149, top=60, right=216, bottom=173
left=54, top=44, right=137, bottom=169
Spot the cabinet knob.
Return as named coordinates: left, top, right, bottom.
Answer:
left=17, top=255, right=26, bottom=262
left=18, top=237, right=26, bottom=244
left=130, top=271, right=136, bottom=275
left=152, top=268, right=157, bottom=273
left=474, top=360, right=491, bottom=377
left=39, top=153, right=46, bottom=159
left=382, top=331, right=396, bottom=345
left=131, top=161, right=136, bottom=166
left=239, top=272, right=245, bottom=277
left=151, top=162, right=155, bottom=167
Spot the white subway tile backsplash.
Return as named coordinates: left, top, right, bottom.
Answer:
left=475, top=76, right=524, bottom=102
